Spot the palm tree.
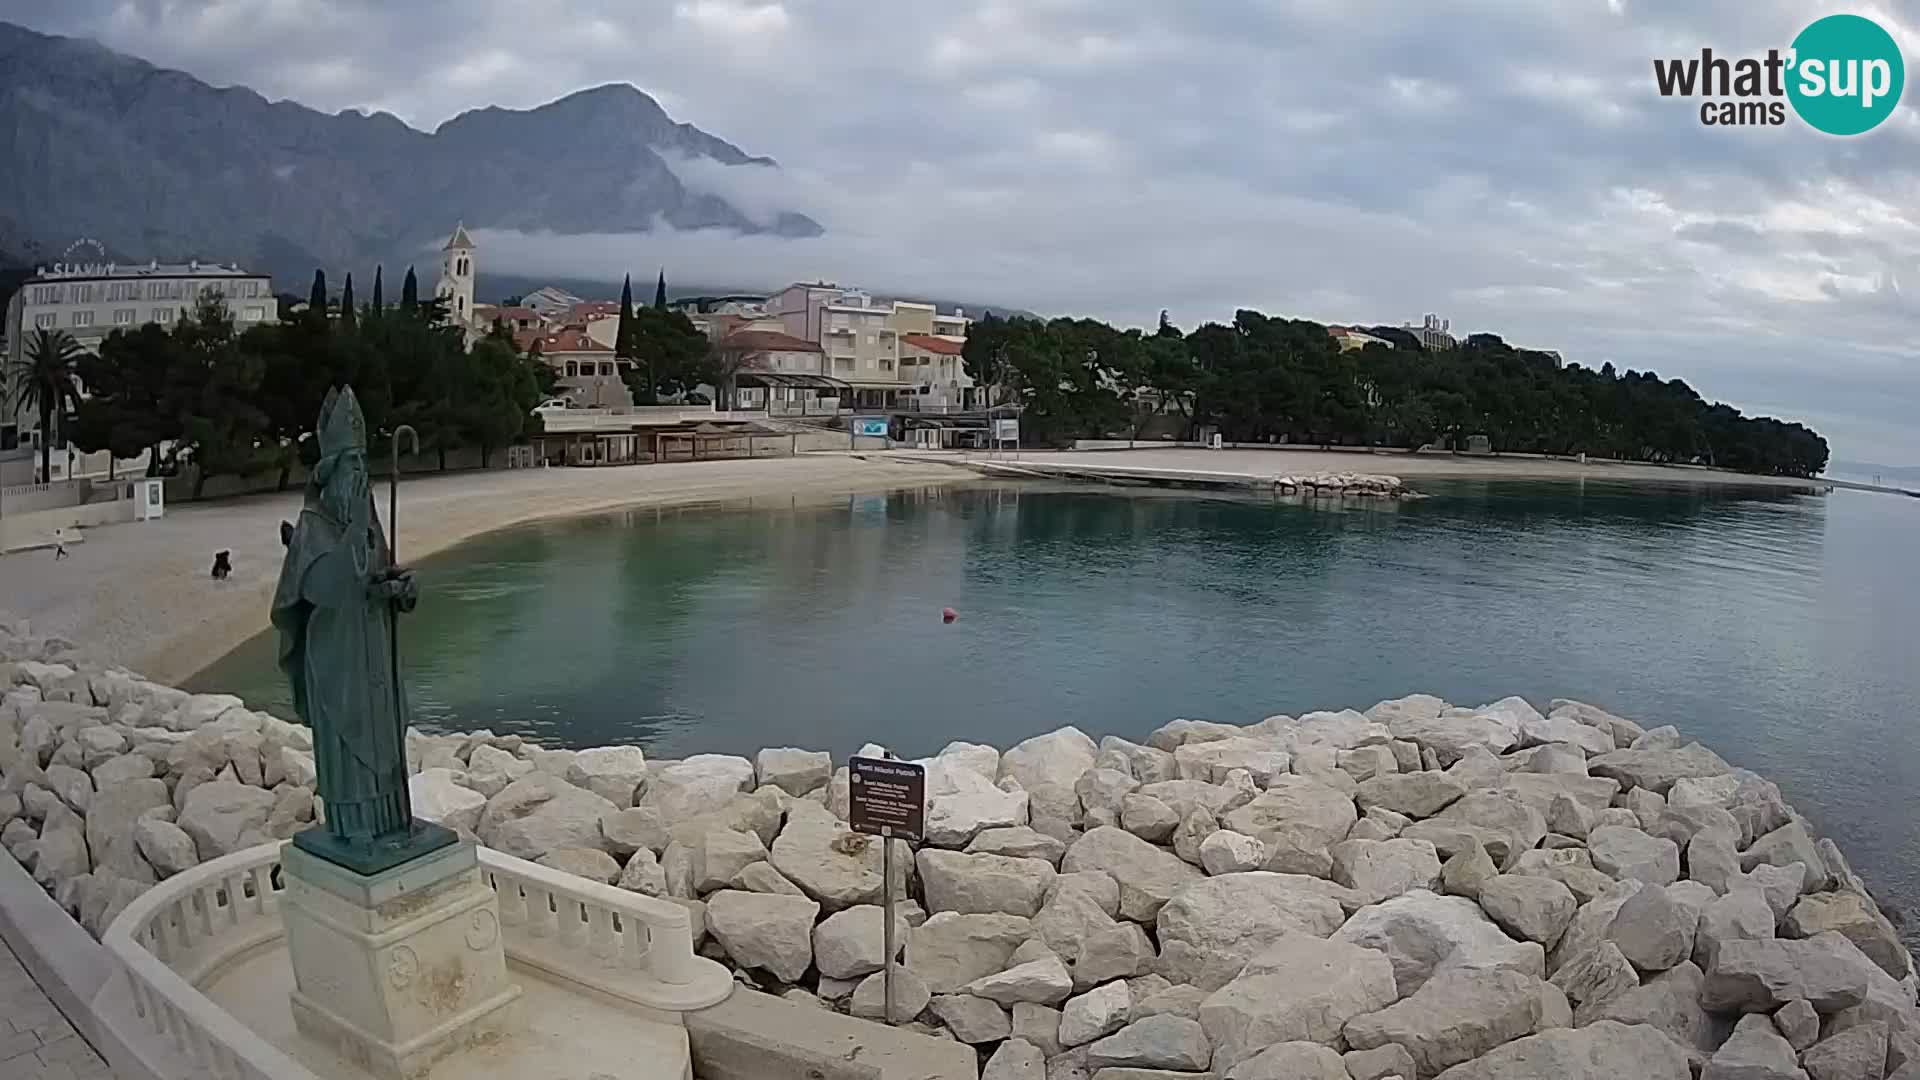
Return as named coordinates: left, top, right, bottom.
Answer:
left=8, top=328, right=85, bottom=482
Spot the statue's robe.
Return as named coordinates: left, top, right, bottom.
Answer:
left=271, top=493, right=413, bottom=844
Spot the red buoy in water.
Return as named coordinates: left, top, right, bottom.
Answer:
left=942, top=607, right=958, bottom=623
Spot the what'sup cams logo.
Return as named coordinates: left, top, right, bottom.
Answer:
left=1654, top=14, right=1905, bottom=135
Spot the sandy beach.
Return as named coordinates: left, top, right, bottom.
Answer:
left=999, top=446, right=1833, bottom=488
left=0, top=454, right=964, bottom=684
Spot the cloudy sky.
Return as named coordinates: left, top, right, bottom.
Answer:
left=12, top=0, right=1920, bottom=465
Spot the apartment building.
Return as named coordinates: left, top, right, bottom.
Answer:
left=2, top=259, right=274, bottom=479
left=764, top=282, right=971, bottom=409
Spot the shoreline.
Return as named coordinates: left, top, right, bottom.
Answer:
left=994, top=446, right=1838, bottom=489
left=0, top=454, right=965, bottom=685
left=0, top=447, right=1855, bottom=688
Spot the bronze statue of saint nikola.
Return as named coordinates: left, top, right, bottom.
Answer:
left=272, top=386, right=454, bottom=874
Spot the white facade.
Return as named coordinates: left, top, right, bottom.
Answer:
left=1405, top=313, right=1457, bottom=351
left=3, top=260, right=274, bottom=479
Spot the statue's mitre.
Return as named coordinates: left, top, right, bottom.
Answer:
left=317, top=385, right=368, bottom=456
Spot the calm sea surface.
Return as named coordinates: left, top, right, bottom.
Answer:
left=193, top=480, right=1920, bottom=925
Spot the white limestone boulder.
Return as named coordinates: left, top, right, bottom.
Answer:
left=1061, top=826, right=1204, bottom=923
left=1084, top=1014, right=1211, bottom=1072
left=1158, top=872, right=1350, bottom=990
left=1172, top=738, right=1290, bottom=786
left=705, top=888, right=820, bottom=983
left=463, top=744, right=532, bottom=797
left=1432, top=1019, right=1690, bottom=1079
left=1332, top=837, right=1443, bottom=904
left=564, top=746, right=649, bottom=806
left=929, top=994, right=1011, bottom=1043
left=1400, top=791, right=1547, bottom=869
left=133, top=817, right=199, bottom=878
left=639, top=754, right=756, bottom=820
left=1058, top=981, right=1132, bottom=1048
left=476, top=774, right=618, bottom=860
left=1355, top=772, right=1468, bottom=819
left=85, top=777, right=169, bottom=882
left=1586, top=825, right=1680, bottom=885
left=690, top=827, right=770, bottom=894
left=906, top=911, right=1034, bottom=993
left=409, top=768, right=486, bottom=835
left=754, top=747, right=832, bottom=796
left=967, top=826, right=1067, bottom=864
left=849, top=968, right=931, bottom=1020
left=1701, top=934, right=1871, bottom=1014
left=1223, top=776, right=1357, bottom=851
left=1786, top=891, right=1911, bottom=981
left=1344, top=966, right=1556, bottom=1078
left=1586, top=743, right=1730, bottom=795
left=1333, top=889, right=1546, bottom=997
left=536, top=848, right=621, bottom=884
left=963, top=953, right=1074, bottom=1006
left=1197, top=830, right=1267, bottom=876
left=923, top=767, right=1031, bottom=849
left=1477, top=874, right=1576, bottom=948
left=599, top=806, right=669, bottom=857
left=1700, top=1012, right=1806, bottom=1080
left=998, top=727, right=1097, bottom=829
left=809, top=905, right=908, bottom=980
left=1604, top=884, right=1694, bottom=973
left=768, top=801, right=901, bottom=912
left=176, top=779, right=276, bottom=859
left=1197, top=933, right=1397, bottom=1069
left=918, top=849, right=1057, bottom=918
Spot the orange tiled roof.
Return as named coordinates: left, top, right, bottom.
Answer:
left=901, top=333, right=964, bottom=356
left=539, top=328, right=611, bottom=353
left=720, top=328, right=823, bottom=353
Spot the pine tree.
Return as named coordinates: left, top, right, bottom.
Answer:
left=616, top=274, right=636, bottom=359
left=401, top=267, right=419, bottom=313
left=654, top=269, right=667, bottom=310
left=308, top=269, right=328, bottom=324
left=339, top=273, right=357, bottom=334
left=370, top=265, right=384, bottom=316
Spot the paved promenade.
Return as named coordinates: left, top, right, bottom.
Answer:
left=0, top=938, right=109, bottom=1080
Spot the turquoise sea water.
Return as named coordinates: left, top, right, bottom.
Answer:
left=193, top=480, right=1920, bottom=925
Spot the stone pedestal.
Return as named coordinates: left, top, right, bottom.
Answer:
left=282, top=839, right=521, bottom=1080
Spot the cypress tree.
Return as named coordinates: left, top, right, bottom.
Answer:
left=401, top=267, right=419, bottom=313
left=308, top=269, right=328, bottom=323
left=339, top=273, right=357, bottom=333
left=653, top=269, right=667, bottom=310
left=370, top=265, right=384, bottom=316
left=616, top=274, right=636, bottom=359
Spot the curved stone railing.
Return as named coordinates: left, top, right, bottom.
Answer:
left=99, top=841, right=731, bottom=1080
left=479, top=848, right=734, bottom=1012
left=100, top=844, right=315, bottom=1080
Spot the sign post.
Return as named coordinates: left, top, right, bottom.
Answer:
left=992, top=417, right=1020, bottom=460
left=848, top=755, right=926, bottom=1025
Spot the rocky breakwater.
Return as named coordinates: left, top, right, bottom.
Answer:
left=1272, top=472, right=1418, bottom=499
left=3, top=614, right=1917, bottom=1079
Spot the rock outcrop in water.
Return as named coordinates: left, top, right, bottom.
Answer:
left=2, top=613, right=1916, bottom=1078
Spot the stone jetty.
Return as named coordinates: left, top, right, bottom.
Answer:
left=2, top=613, right=1915, bottom=1079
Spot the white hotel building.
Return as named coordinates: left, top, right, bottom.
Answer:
left=2, top=260, right=274, bottom=481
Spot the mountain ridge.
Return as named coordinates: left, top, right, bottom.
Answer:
left=0, top=20, right=821, bottom=285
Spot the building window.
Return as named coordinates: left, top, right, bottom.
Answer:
left=71, top=311, right=94, bottom=328
left=153, top=308, right=174, bottom=324
left=0, top=424, right=15, bottom=451
left=881, top=359, right=893, bottom=372
left=565, top=362, right=578, bottom=377
left=244, top=305, right=266, bottom=321
left=114, top=309, right=135, bottom=325
left=30, top=285, right=61, bottom=304
left=71, top=284, right=93, bottom=303
left=147, top=282, right=166, bottom=300
left=33, top=313, right=55, bottom=329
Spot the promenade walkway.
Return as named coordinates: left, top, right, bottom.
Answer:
left=0, top=937, right=109, bottom=1079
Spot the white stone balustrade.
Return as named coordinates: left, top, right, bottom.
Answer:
left=98, top=842, right=731, bottom=1080
left=480, top=847, right=732, bottom=1012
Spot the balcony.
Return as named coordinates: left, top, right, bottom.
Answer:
left=97, top=842, right=731, bottom=1080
